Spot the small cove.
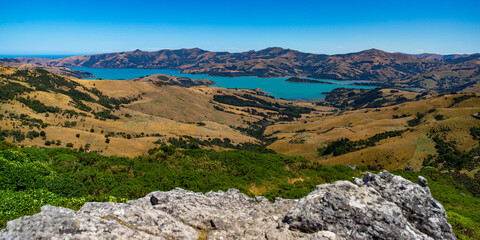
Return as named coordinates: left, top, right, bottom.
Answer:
left=71, top=67, right=375, bottom=99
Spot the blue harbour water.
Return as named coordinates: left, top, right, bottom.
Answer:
left=72, top=67, right=374, bottom=99
left=0, top=55, right=74, bottom=59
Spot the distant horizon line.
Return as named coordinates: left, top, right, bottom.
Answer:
left=1, top=47, right=479, bottom=58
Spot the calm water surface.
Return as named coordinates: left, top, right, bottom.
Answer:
left=0, top=55, right=74, bottom=59
left=71, top=67, right=374, bottom=99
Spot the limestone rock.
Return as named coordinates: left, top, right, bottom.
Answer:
left=284, top=171, right=455, bottom=240
left=354, top=171, right=454, bottom=239
left=129, top=188, right=322, bottom=239
left=0, top=203, right=198, bottom=240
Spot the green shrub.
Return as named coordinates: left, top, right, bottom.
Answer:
left=0, top=141, right=18, bottom=151
left=448, top=211, right=480, bottom=240
left=0, top=149, right=28, bottom=162
left=0, top=157, right=50, bottom=191
left=45, top=177, right=87, bottom=198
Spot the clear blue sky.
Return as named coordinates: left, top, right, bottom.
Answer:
left=0, top=0, right=479, bottom=55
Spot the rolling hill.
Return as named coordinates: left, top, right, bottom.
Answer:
left=266, top=94, right=480, bottom=176
left=0, top=66, right=323, bottom=157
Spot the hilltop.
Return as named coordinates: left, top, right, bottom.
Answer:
left=14, top=47, right=480, bottom=92
left=0, top=58, right=93, bottom=78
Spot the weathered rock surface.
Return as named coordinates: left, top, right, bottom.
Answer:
left=0, top=171, right=455, bottom=240
left=285, top=171, right=455, bottom=239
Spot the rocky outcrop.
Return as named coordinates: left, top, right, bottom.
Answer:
left=285, top=171, right=455, bottom=240
left=0, top=171, right=455, bottom=240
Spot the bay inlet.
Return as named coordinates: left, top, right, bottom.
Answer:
left=71, top=67, right=374, bottom=99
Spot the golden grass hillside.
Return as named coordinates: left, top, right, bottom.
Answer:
left=266, top=95, right=480, bottom=171
left=0, top=66, right=321, bottom=157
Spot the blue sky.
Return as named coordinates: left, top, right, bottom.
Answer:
left=0, top=0, right=479, bottom=55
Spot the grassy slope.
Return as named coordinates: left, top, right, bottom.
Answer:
left=267, top=95, right=480, bottom=170
left=1, top=66, right=327, bottom=157
left=3, top=66, right=314, bottom=156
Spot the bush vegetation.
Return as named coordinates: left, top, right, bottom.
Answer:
left=407, top=112, right=425, bottom=127
left=17, top=97, right=61, bottom=113
left=213, top=94, right=313, bottom=121
left=0, top=81, right=33, bottom=102
left=449, top=95, right=474, bottom=107
left=318, top=130, right=405, bottom=156
left=164, top=135, right=275, bottom=153
left=423, top=128, right=480, bottom=172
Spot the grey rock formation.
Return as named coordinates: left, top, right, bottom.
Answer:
left=284, top=170, right=455, bottom=240
left=356, top=171, right=454, bottom=239
left=0, top=204, right=198, bottom=240
left=130, top=188, right=327, bottom=240
left=405, top=165, right=415, bottom=171
left=0, top=171, right=455, bottom=240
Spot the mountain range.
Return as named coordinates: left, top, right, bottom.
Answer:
left=14, top=47, right=480, bottom=91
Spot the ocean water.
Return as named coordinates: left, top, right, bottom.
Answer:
left=71, top=67, right=374, bottom=99
left=0, top=55, right=74, bottom=59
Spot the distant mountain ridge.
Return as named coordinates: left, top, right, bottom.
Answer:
left=408, top=53, right=475, bottom=61
left=0, top=58, right=94, bottom=78
left=14, top=47, right=480, bottom=91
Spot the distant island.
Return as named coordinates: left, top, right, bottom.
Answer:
left=285, top=77, right=333, bottom=84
